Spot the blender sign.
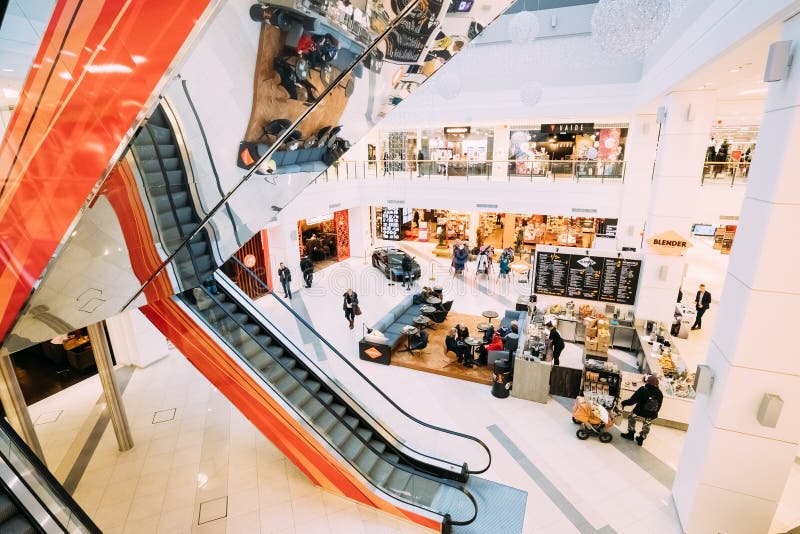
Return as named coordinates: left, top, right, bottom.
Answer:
left=646, top=230, right=693, bottom=256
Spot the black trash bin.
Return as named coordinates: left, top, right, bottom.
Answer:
left=492, top=360, right=512, bottom=398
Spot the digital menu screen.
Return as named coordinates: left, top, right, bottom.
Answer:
left=534, top=251, right=568, bottom=296
left=599, top=258, right=641, bottom=305
left=535, top=250, right=641, bottom=305
left=382, top=208, right=401, bottom=240
left=566, top=255, right=602, bottom=300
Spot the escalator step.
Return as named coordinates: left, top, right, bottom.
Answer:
left=279, top=357, right=296, bottom=370
left=301, top=398, right=327, bottom=421
left=340, top=434, right=366, bottom=461
left=242, top=323, right=261, bottom=337
left=247, top=351, right=273, bottom=371
left=289, top=369, right=309, bottom=383
left=287, top=386, right=314, bottom=408
left=1, top=515, right=35, bottom=534
left=0, top=494, right=18, bottom=523
left=274, top=373, right=298, bottom=394
left=354, top=448, right=380, bottom=475
left=369, top=461, right=395, bottom=488
left=253, top=334, right=273, bottom=347
left=329, top=422, right=354, bottom=448
left=385, top=468, right=413, bottom=496
left=317, top=392, right=334, bottom=405
left=313, top=411, right=339, bottom=434
left=265, top=345, right=285, bottom=359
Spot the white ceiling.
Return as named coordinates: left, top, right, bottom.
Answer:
left=0, top=0, right=55, bottom=106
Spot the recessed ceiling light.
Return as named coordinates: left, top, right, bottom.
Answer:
left=2, top=87, right=20, bottom=99
left=1, top=68, right=13, bottom=72
left=729, top=68, right=740, bottom=73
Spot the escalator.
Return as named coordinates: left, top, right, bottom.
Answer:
left=176, top=271, right=486, bottom=531
left=128, top=104, right=217, bottom=289
left=0, top=419, right=100, bottom=533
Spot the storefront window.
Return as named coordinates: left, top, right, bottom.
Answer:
left=509, top=124, right=628, bottom=162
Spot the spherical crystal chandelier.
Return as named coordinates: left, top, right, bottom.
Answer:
left=520, top=82, right=543, bottom=107
left=509, top=11, right=540, bottom=45
left=591, top=0, right=670, bottom=58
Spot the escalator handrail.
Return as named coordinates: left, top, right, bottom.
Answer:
left=0, top=419, right=102, bottom=533
left=213, top=271, right=466, bottom=478
left=123, top=0, right=424, bottom=310
left=182, top=287, right=478, bottom=526
left=229, top=256, right=493, bottom=475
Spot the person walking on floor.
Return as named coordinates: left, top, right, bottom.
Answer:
left=692, top=283, right=711, bottom=330
left=620, top=375, right=663, bottom=446
left=343, top=288, right=359, bottom=330
left=300, top=256, right=314, bottom=288
left=545, top=321, right=565, bottom=366
left=401, top=254, right=414, bottom=290
left=278, top=262, right=292, bottom=299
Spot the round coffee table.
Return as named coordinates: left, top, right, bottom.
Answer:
left=420, top=305, right=436, bottom=315
left=482, top=310, right=499, bottom=325
left=426, top=296, right=442, bottom=305
left=476, top=322, right=491, bottom=332
left=464, top=336, right=482, bottom=364
left=401, top=325, right=419, bottom=354
left=413, top=315, right=431, bottom=331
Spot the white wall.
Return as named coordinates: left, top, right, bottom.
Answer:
left=105, top=308, right=169, bottom=368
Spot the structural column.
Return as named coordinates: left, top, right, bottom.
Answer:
left=635, top=91, right=715, bottom=325
left=672, top=20, right=800, bottom=532
left=87, top=322, right=133, bottom=451
left=615, top=113, right=659, bottom=251
left=492, top=125, right=510, bottom=180
left=0, top=348, right=45, bottom=462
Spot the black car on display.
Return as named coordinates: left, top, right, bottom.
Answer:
left=371, top=247, right=422, bottom=281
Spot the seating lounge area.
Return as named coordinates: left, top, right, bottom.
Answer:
left=358, top=290, right=526, bottom=385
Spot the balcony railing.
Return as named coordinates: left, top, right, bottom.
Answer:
left=318, top=159, right=627, bottom=183
left=702, top=161, right=750, bottom=186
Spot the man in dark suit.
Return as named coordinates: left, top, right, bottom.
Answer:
left=692, top=284, right=711, bottom=330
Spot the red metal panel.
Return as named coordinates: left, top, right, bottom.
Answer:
left=141, top=297, right=440, bottom=532
left=0, top=0, right=211, bottom=341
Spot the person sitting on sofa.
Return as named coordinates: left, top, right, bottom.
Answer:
left=413, top=286, right=433, bottom=305
left=477, top=331, right=503, bottom=366
left=445, top=327, right=468, bottom=363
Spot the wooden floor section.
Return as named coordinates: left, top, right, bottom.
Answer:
left=244, top=25, right=352, bottom=143
left=390, top=312, right=495, bottom=386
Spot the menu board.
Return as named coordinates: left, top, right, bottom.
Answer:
left=384, top=0, right=444, bottom=63
left=534, top=251, right=569, bottom=296
left=381, top=208, right=401, bottom=240
left=535, top=250, right=641, bottom=305
left=599, top=258, right=641, bottom=305
left=566, top=255, right=602, bottom=300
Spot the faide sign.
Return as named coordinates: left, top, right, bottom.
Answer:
left=646, top=230, right=693, bottom=256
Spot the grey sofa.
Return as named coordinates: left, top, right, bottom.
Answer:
left=365, top=294, right=425, bottom=351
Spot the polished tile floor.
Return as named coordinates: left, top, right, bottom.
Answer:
left=26, top=237, right=798, bottom=533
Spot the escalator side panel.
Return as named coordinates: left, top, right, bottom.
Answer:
left=140, top=296, right=442, bottom=533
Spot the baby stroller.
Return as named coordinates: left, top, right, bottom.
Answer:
left=571, top=397, right=620, bottom=443
left=475, top=249, right=491, bottom=277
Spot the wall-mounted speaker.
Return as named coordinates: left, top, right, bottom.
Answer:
left=764, top=40, right=793, bottom=82
left=694, top=364, right=714, bottom=395
left=757, top=394, right=783, bottom=428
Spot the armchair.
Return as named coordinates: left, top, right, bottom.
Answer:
left=407, top=331, right=429, bottom=356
